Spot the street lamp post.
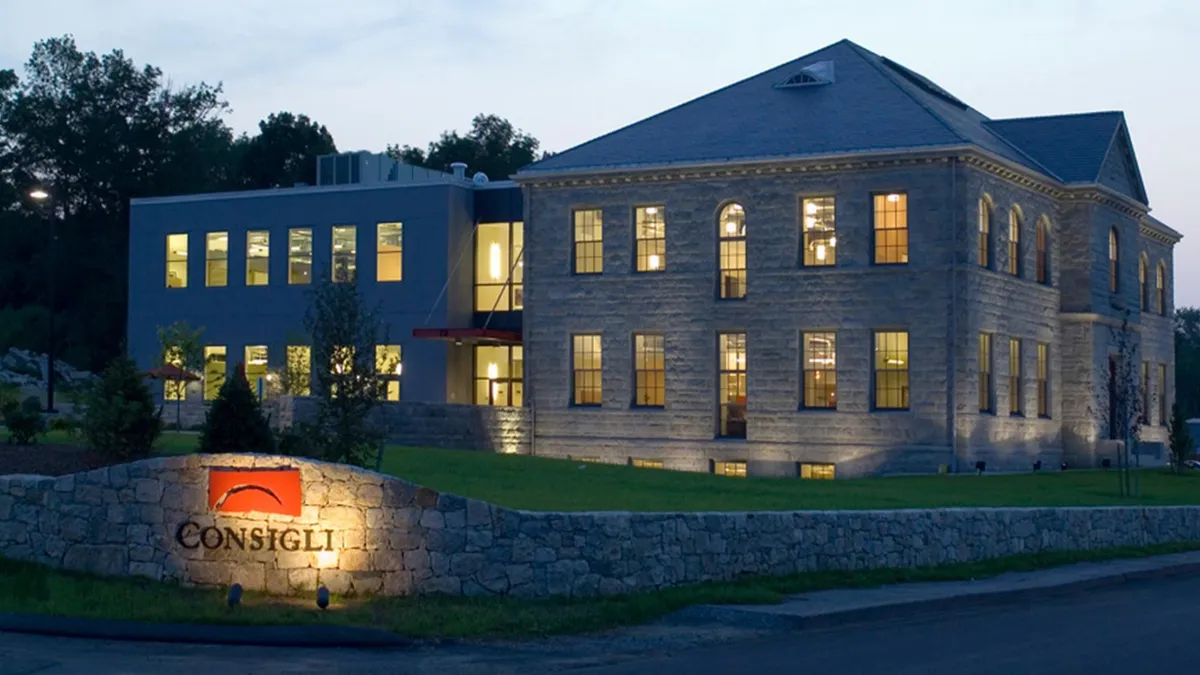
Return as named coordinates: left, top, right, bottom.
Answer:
left=29, top=188, right=57, bottom=413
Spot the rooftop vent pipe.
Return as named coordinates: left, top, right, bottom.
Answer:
left=450, top=162, right=467, bottom=180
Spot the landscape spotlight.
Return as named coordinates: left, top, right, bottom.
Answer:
left=29, top=188, right=49, bottom=201
left=227, top=583, right=243, bottom=607
left=1060, top=461, right=1068, bottom=471
left=974, top=460, right=986, bottom=475
left=317, top=585, right=330, bottom=610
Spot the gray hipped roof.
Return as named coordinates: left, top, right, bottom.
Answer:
left=520, top=40, right=1147, bottom=205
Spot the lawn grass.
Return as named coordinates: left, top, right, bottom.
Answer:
left=3, top=541, right=1199, bottom=639
left=36, top=429, right=199, bottom=456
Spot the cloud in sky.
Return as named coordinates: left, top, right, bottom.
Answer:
left=3, top=0, right=1198, bottom=299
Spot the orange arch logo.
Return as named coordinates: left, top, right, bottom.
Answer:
left=208, top=467, right=302, bottom=517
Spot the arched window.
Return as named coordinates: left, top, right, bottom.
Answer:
left=718, top=203, right=746, bottom=299
left=1157, top=262, right=1167, bottom=316
left=978, top=197, right=990, bottom=268
left=1139, top=255, right=1148, bottom=311
left=1007, top=207, right=1021, bottom=276
left=1035, top=218, right=1049, bottom=284
left=1108, top=227, right=1119, bottom=293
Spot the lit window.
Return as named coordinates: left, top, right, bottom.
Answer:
left=475, top=222, right=523, bottom=311
left=719, top=203, right=747, bottom=298
left=873, top=194, right=908, bottom=264
left=1141, top=361, right=1150, bottom=425
left=203, top=346, right=226, bottom=401
left=572, top=335, right=602, bottom=406
left=1036, top=343, right=1049, bottom=418
left=800, top=463, right=835, bottom=480
left=1007, top=208, right=1021, bottom=276
left=376, top=345, right=402, bottom=401
left=329, top=345, right=354, bottom=398
left=634, top=334, right=665, bottom=407
left=802, top=332, right=836, bottom=409
left=332, top=225, right=357, bottom=283
left=713, top=460, right=747, bottom=477
left=978, top=198, right=990, bottom=268
left=166, top=234, right=188, bottom=288
left=719, top=332, right=747, bottom=437
left=285, top=345, right=311, bottom=396
left=635, top=206, right=666, bottom=272
left=979, top=333, right=993, bottom=413
left=573, top=456, right=602, bottom=464
left=474, top=345, right=522, bottom=406
left=874, top=331, right=909, bottom=410
left=164, top=346, right=185, bottom=401
left=245, top=346, right=268, bottom=399
left=1036, top=218, right=1049, bottom=284
left=802, top=197, right=836, bottom=266
left=1139, top=256, right=1148, bottom=312
left=1157, top=262, right=1167, bottom=316
left=573, top=209, right=603, bottom=274
left=206, top=232, right=228, bottom=287
left=288, top=228, right=312, bottom=285
left=1009, top=338, right=1022, bottom=416
left=631, top=458, right=664, bottom=469
left=1108, top=227, right=1119, bottom=293
left=1159, top=363, right=1168, bottom=427
left=377, top=223, right=403, bottom=282
left=246, top=231, right=269, bottom=286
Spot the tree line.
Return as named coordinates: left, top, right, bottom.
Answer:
left=0, top=35, right=545, bottom=372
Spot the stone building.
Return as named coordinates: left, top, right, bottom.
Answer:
left=514, top=39, right=1180, bottom=477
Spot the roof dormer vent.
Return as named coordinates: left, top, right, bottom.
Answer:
left=775, top=60, right=834, bottom=89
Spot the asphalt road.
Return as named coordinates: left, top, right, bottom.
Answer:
left=1, top=574, right=1196, bottom=674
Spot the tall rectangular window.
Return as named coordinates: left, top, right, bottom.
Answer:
left=573, top=209, right=603, bottom=274
left=873, top=193, right=908, bottom=264
left=719, top=332, right=747, bottom=437
left=1036, top=343, right=1049, bottom=418
left=166, top=234, right=188, bottom=288
left=978, top=199, right=990, bottom=268
left=205, top=232, right=228, bottom=287
left=246, top=231, right=269, bottom=286
left=802, top=332, right=837, bottom=409
left=163, top=346, right=186, bottom=401
left=635, top=206, right=666, bottom=272
left=377, top=222, right=403, bottom=282
left=978, top=333, right=993, bottom=413
left=376, top=345, right=402, bottom=401
left=474, top=345, right=522, bottom=406
left=285, top=345, right=311, bottom=396
left=245, top=346, right=268, bottom=398
left=802, top=197, right=836, bottom=266
left=1009, top=338, right=1022, bottom=415
left=1008, top=210, right=1021, bottom=276
left=572, top=335, right=602, bottom=405
left=288, top=228, right=312, bottom=285
left=1141, top=361, right=1150, bottom=425
left=633, top=334, right=665, bottom=407
left=719, top=204, right=747, bottom=299
left=1159, top=363, right=1168, bottom=426
left=475, top=222, right=523, bottom=311
left=712, top=460, right=747, bottom=477
left=203, top=346, right=226, bottom=401
left=874, top=331, right=909, bottom=410
left=332, top=225, right=357, bottom=282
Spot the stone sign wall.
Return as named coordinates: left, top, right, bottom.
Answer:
left=2, top=454, right=1200, bottom=598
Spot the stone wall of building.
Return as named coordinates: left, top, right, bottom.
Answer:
left=3, top=455, right=1200, bottom=598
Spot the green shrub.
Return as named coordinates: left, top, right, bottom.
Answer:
left=276, top=422, right=321, bottom=459
left=83, top=355, right=163, bottom=462
left=48, top=416, right=77, bottom=436
left=1, top=399, right=44, bottom=445
left=20, top=396, right=41, bottom=414
left=0, top=384, right=18, bottom=411
left=199, top=363, right=274, bottom=454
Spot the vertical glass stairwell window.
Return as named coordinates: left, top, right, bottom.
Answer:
left=288, top=228, right=312, bottom=285
left=719, top=204, right=746, bottom=298
left=635, top=206, right=666, bottom=272
left=719, top=333, right=747, bottom=437
left=205, top=232, right=228, bottom=287
left=246, top=231, right=269, bottom=286
left=475, top=222, right=523, bottom=311
left=802, top=197, right=835, bottom=266
left=166, top=234, right=188, bottom=288
left=332, top=226, right=357, bottom=282
left=574, top=210, right=603, bottom=274
left=474, top=345, right=523, bottom=406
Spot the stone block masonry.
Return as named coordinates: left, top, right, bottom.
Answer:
left=2, top=454, right=1200, bottom=598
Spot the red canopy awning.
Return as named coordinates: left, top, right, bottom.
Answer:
left=411, top=328, right=521, bottom=345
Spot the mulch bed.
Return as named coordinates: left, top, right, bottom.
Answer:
left=0, top=443, right=114, bottom=477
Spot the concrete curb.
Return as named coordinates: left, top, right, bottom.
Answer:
left=0, top=613, right=409, bottom=648
left=671, top=556, right=1200, bottom=631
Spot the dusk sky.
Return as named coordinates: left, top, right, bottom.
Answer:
left=3, top=0, right=1197, bottom=303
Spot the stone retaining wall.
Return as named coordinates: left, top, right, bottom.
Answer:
left=2, top=454, right=1199, bottom=598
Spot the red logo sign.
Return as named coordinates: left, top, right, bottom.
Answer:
left=208, top=467, right=302, bottom=517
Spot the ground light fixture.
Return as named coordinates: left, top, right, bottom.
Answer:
left=228, top=583, right=243, bottom=607
left=317, top=585, right=330, bottom=610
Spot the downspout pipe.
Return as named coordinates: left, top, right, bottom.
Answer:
left=947, top=158, right=960, bottom=473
